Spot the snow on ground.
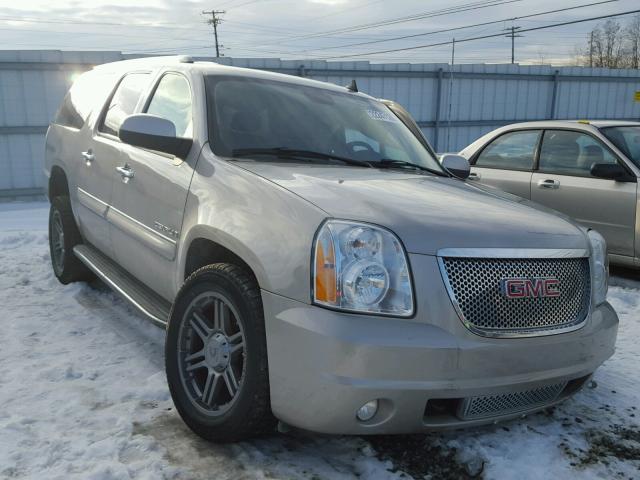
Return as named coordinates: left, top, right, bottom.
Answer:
left=0, top=200, right=638, bottom=480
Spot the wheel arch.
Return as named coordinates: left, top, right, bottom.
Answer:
left=180, top=227, right=268, bottom=292
left=48, top=165, right=70, bottom=200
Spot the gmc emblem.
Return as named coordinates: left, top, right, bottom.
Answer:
left=500, top=277, right=560, bottom=299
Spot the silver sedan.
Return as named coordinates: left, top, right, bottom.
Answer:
left=460, top=120, right=640, bottom=269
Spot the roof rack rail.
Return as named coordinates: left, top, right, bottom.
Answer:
left=178, top=55, right=194, bottom=64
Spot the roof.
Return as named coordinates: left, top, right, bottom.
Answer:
left=500, top=120, right=640, bottom=129
left=93, top=55, right=369, bottom=97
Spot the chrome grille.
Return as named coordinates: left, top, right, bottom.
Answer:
left=440, top=256, right=591, bottom=336
left=458, top=382, right=567, bottom=420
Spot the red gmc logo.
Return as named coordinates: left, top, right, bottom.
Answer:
left=500, top=277, right=560, bottom=299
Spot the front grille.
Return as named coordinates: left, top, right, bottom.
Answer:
left=458, top=382, right=567, bottom=420
left=440, top=256, right=591, bottom=336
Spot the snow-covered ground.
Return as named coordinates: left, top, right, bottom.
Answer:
left=1, top=200, right=638, bottom=480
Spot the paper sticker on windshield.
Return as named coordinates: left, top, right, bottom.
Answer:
left=366, top=109, right=398, bottom=123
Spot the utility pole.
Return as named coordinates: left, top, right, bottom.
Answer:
left=589, top=30, right=594, bottom=67
left=446, top=38, right=455, bottom=153
left=504, top=26, right=522, bottom=64
left=202, top=9, right=225, bottom=57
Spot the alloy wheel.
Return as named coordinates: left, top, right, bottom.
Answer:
left=177, top=292, right=246, bottom=416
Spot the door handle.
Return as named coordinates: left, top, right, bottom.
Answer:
left=468, top=172, right=481, bottom=180
left=116, top=165, right=135, bottom=183
left=81, top=150, right=94, bottom=166
left=537, top=179, right=560, bottom=189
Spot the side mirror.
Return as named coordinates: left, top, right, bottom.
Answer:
left=441, top=154, right=471, bottom=179
left=590, top=163, right=632, bottom=181
left=119, top=114, right=192, bottom=158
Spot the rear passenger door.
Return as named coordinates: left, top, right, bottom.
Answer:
left=82, top=72, right=151, bottom=260
left=109, top=72, right=197, bottom=300
left=531, top=129, right=637, bottom=257
left=470, top=129, right=541, bottom=199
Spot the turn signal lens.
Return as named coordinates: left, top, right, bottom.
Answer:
left=314, top=226, right=337, bottom=304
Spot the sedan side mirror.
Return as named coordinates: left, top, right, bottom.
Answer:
left=441, top=154, right=471, bottom=179
left=590, top=163, right=633, bottom=181
left=119, top=114, right=193, bottom=159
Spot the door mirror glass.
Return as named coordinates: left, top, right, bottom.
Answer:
left=590, top=162, right=631, bottom=181
left=441, top=154, right=470, bottom=179
left=119, top=114, right=192, bottom=158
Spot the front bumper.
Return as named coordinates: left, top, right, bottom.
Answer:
left=262, top=256, right=618, bottom=435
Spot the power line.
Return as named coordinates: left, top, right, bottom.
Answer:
left=270, top=0, right=524, bottom=43
left=293, top=0, right=622, bottom=54
left=320, top=8, right=640, bottom=59
left=202, top=9, right=225, bottom=57
left=308, top=0, right=387, bottom=21
left=0, top=14, right=211, bottom=31
left=226, top=0, right=267, bottom=11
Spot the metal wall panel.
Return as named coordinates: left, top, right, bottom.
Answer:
left=1, top=50, right=639, bottom=195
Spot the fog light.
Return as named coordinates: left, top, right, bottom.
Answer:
left=356, top=399, right=379, bottom=421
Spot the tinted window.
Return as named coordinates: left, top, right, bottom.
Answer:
left=600, top=126, right=640, bottom=168
left=100, top=73, right=150, bottom=136
left=204, top=76, right=442, bottom=171
left=54, top=70, right=115, bottom=129
left=475, top=130, right=540, bottom=169
left=146, top=74, right=193, bottom=138
left=539, top=130, right=618, bottom=176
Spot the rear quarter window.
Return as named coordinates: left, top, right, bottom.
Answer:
left=53, top=70, right=116, bottom=130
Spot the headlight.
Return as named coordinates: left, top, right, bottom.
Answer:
left=588, top=229, right=608, bottom=305
left=312, top=220, right=414, bottom=316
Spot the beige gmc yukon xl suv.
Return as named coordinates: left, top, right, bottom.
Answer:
left=45, top=56, right=618, bottom=442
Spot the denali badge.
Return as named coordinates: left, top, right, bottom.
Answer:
left=154, top=221, right=180, bottom=239
left=500, top=277, right=560, bottom=299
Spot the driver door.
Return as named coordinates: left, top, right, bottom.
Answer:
left=530, top=129, right=637, bottom=257
left=109, top=72, right=197, bottom=300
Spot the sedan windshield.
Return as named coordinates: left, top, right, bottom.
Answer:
left=204, top=75, right=442, bottom=172
left=600, top=126, right=640, bottom=167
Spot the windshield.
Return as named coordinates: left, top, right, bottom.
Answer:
left=204, top=75, right=442, bottom=171
left=600, top=126, right=640, bottom=167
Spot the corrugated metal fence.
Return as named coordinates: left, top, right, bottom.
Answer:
left=1, top=50, right=639, bottom=196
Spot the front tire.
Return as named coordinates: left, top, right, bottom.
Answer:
left=165, top=263, right=276, bottom=443
left=48, top=196, right=94, bottom=284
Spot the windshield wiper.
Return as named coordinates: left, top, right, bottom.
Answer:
left=372, top=158, right=449, bottom=177
left=231, top=147, right=373, bottom=168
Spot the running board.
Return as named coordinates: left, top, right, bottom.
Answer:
left=73, top=244, right=171, bottom=328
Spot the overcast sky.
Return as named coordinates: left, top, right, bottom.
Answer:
left=0, top=0, right=637, bottom=65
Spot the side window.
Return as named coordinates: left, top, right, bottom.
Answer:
left=146, top=74, right=193, bottom=138
left=99, top=73, right=150, bottom=136
left=539, top=130, right=618, bottom=176
left=475, top=130, right=540, bottom=170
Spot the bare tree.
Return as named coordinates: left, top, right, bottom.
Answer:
left=626, top=14, right=640, bottom=69
left=594, top=19, right=624, bottom=68
left=576, top=15, right=640, bottom=69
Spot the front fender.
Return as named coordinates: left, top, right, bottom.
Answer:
left=175, top=150, right=327, bottom=303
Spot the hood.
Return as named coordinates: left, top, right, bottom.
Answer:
left=236, top=162, right=588, bottom=255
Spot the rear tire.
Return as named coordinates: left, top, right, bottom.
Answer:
left=48, top=196, right=94, bottom=284
left=165, top=263, right=276, bottom=443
